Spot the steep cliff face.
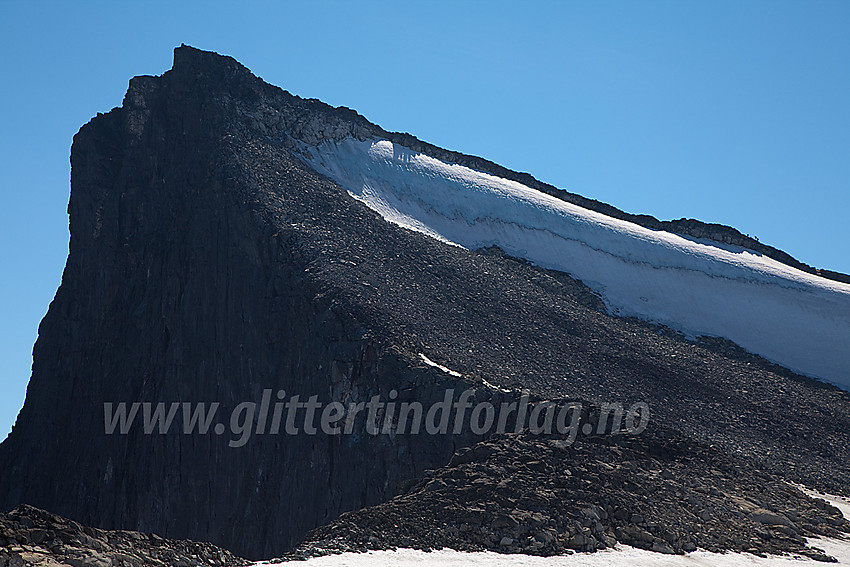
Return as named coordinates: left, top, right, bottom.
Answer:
left=0, top=47, right=476, bottom=558
left=0, top=46, right=848, bottom=560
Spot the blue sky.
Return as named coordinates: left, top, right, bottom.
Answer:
left=0, top=1, right=848, bottom=439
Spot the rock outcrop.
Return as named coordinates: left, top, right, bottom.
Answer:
left=291, top=429, right=849, bottom=562
left=0, top=505, right=248, bottom=567
left=0, top=46, right=848, bottom=561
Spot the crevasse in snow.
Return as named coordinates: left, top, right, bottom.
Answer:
left=304, top=138, right=850, bottom=389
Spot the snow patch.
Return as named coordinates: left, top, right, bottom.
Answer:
left=306, top=138, right=850, bottom=388
left=419, top=353, right=463, bottom=377
left=800, top=488, right=850, bottom=524
left=418, top=353, right=509, bottom=391
left=482, top=378, right=512, bottom=393
left=262, top=540, right=850, bottom=566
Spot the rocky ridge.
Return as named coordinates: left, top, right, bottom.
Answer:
left=0, top=505, right=248, bottom=567
left=289, top=429, right=850, bottom=562
left=163, top=45, right=849, bottom=284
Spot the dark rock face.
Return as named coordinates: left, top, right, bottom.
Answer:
left=0, top=47, right=477, bottom=559
left=0, top=505, right=249, bottom=567
left=0, top=45, right=848, bottom=561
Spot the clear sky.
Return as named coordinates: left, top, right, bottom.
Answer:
left=0, top=1, right=848, bottom=439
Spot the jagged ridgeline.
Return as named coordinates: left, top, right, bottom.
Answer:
left=0, top=46, right=848, bottom=560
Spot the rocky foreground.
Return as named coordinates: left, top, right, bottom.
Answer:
left=2, top=432, right=849, bottom=566
left=0, top=505, right=249, bottom=567
left=288, top=429, right=850, bottom=563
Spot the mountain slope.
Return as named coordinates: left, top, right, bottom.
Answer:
left=305, top=138, right=850, bottom=386
left=0, top=46, right=848, bottom=560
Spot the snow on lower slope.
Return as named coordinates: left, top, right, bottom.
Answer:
left=266, top=544, right=850, bottom=567
left=305, top=138, right=850, bottom=388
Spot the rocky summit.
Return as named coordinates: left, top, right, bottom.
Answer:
left=0, top=46, right=848, bottom=562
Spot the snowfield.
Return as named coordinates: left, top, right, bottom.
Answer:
left=260, top=493, right=850, bottom=566
left=305, top=138, right=850, bottom=388
left=264, top=544, right=850, bottom=567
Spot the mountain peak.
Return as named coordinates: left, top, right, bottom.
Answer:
left=172, top=44, right=252, bottom=81
left=2, top=46, right=848, bottom=561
